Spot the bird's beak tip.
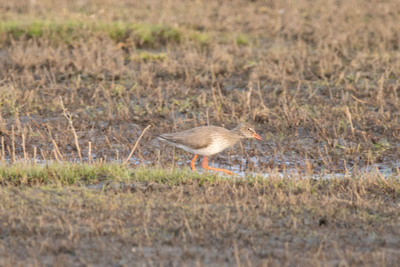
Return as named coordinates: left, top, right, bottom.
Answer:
left=253, top=133, right=267, bottom=143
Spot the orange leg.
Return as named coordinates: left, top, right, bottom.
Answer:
left=201, top=156, right=233, bottom=175
left=190, top=154, right=198, bottom=171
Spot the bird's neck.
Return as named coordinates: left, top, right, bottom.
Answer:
left=230, top=126, right=244, bottom=139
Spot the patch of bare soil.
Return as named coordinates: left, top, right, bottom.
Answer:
left=0, top=177, right=399, bottom=266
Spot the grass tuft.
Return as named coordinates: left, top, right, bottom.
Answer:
left=0, top=163, right=132, bottom=186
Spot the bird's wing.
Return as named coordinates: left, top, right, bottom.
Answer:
left=159, top=127, right=213, bottom=150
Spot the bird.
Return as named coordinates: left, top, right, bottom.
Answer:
left=158, top=123, right=266, bottom=174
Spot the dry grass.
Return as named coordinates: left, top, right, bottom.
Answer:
left=0, top=165, right=399, bottom=266
left=0, top=0, right=400, bottom=265
left=0, top=0, right=399, bottom=173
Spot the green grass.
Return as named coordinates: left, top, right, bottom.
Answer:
left=0, top=163, right=399, bottom=198
left=0, top=163, right=229, bottom=186
left=0, top=163, right=131, bottom=185
left=235, top=33, right=250, bottom=46
left=0, top=19, right=251, bottom=48
left=0, top=20, right=182, bottom=46
left=135, top=51, right=167, bottom=62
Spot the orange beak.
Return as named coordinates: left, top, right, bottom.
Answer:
left=252, top=132, right=267, bottom=143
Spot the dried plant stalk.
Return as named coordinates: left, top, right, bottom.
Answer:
left=52, top=140, right=65, bottom=162
left=7, top=146, right=11, bottom=161
left=22, top=133, right=27, bottom=163
left=60, top=97, right=82, bottom=162
left=53, top=149, right=61, bottom=163
left=33, top=146, right=37, bottom=165
left=123, top=124, right=152, bottom=165
left=345, top=106, right=355, bottom=138
left=88, top=142, right=92, bottom=163
left=1, top=136, right=4, bottom=164
left=40, top=149, right=47, bottom=163
left=11, top=125, right=15, bottom=163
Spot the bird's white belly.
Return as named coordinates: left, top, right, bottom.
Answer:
left=191, top=136, right=233, bottom=156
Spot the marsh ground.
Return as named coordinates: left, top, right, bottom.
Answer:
left=0, top=165, right=399, bottom=266
left=0, top=0, right=400, bottom=266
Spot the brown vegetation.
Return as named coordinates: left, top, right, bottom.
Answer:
left=0, top=0, right=399, bottom=265
left=0, top=169, right=399, bottom=266
left=0, top=0, right=399, bottom=172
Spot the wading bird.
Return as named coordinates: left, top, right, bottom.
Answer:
left=158, top=123, right=266, bottom=174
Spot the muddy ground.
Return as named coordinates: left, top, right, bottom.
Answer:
left=0, top=0, right=399, bottom=266
left=0, top=172, right=400, bottom=266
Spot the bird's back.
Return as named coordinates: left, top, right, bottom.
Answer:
left=158, top=126, right=241, bottom=156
